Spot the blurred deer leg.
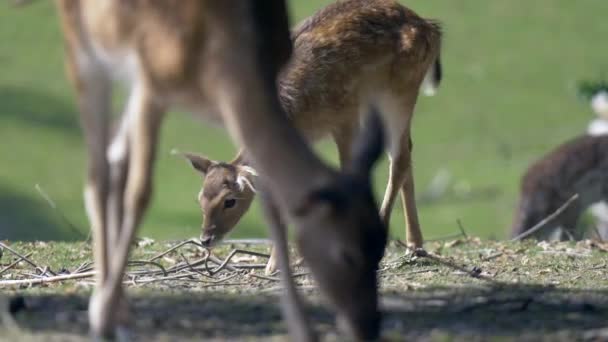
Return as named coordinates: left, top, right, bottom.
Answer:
left=378, top=93, right=423, bottom=247
left=90, top=84, right=165, bottom=336
left=400, top=136, right=423, bottom=248
left=63, top=53, right=115, bottom=337
left=107, top=113, right=131, bottom=247
left=260, top=190, right=316, bottom=342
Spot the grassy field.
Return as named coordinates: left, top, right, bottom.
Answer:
left=1, top=1, right=608, bottom=241
left=1, top=239, right=608, bottom=340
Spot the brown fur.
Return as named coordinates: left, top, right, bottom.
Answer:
left=182, top=0, right=442, bottom=269
left=512, top=134, right=608, bottom=240
left=54, top=0, right=390, bottom=340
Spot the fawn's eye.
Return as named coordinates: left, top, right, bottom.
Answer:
left=224, top=198, right=236, bottom=209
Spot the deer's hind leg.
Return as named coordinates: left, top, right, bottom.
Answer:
left=376, top=91, right=423, bottom=248
left=265, top=123, right=359, bottom=275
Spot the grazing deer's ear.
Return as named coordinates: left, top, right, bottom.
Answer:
left=349, top=106, right=385, bottom=177
left=236, top=165, right=258, bottom=192
left=171, top=149, right=215, bottom=175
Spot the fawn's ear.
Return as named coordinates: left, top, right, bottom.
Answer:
left=172, top=149, right=215, bottom=175
left=349, top=106, right=385, bottom=177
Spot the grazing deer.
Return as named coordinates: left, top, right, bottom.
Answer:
left=175, top=0, right=442, bottom=274
left=55, top=0, right=390, bottom=340
left=512, top=134, right=608, bottom=240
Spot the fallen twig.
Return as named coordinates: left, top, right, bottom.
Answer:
left=481, top=252, right=503, bottom=262
left=0, top=271, right=96, bottom=287
left=207, top=250, right=266, bottom=274
left=511, top=194, right=579, bottom=241
left=126, top=260, right=168, bottom=276
left=0, top=252, right=33, bottom=277
left=414, top=249, right=497, bottom=282
left=248, top=273, right=281, bottom=282
left=0, top=242, right=50, bottom=276
left=457, top=219, right=469, bottom=239
left=148, top=239, right=205, bottom=262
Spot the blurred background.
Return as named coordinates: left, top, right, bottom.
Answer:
left=0, top=1, right=607, bottom=241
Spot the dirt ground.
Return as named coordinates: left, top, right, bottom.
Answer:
left=1, top=238, right=608, bottom=341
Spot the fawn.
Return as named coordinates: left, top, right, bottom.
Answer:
left=176, top=0, right=442, bottom=274
left=512, top=134, right=608, bottom=240
left=55, top=0, right=390, bottom=340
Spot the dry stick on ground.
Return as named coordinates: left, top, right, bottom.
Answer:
left=415, top=249, right=497, bottom=282
left=481, top=252, right=504, bottom=262
left=0, top=240, right=281, bottom=287
left=392, top=241, right=500, bottom=283
left=126, top=260, right=168, bottom=276
left=511, top=194, right=580, bottom=241
left=208, top=249, right=270, bottom=275
left=456, top=219, right=469, bottom=239
left=0, top=242, right=51, bottom=276
left=180, top=253, right=209, bottom=278
left=147, top=239, right=205, bottom=262
left=0, top=271, right=96, bottom=286
left=0, top=252, right=33, bottom=277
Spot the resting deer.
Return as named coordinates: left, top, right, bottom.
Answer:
left=55, top=0, right=392, bottom=340
left=512, top=134, right=608, bottom=240
left=175, top=0, right=442, bottom=274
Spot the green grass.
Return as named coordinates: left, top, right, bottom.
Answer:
left=1, top=1, right=608, bottom=241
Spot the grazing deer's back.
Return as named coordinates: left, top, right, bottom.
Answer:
left=522, top=135, right=608, bottom=200
left=514, top=135, right=608, bottom=236
left=280, top=0, right=441, bottom=136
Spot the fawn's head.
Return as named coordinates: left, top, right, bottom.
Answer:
left=291, top=110, right=388, bottom=340
left=174, top=151, right=257, bottom=247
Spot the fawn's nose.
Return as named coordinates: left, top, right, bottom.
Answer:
left=200, top=225, right=216, bottom=247
left=200, top=233, right=213, bottom=246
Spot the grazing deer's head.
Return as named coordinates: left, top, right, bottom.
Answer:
left=292, top=110, right=388, bottom=340
left=174, top=151, right=257, bottom=247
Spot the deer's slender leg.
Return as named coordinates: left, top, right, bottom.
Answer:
left=107, top=112, right=131, bottom=246
left=65, top=59, right=115, bottom=336
left=379, top=136, right=409, bottom=229
left=89, top=84, right=165, bottom=337
left=399, top=135, right=423, bottom=248
left=377, top=93, right=423, bottom=247
left=259, top=190, right=316, bottom=342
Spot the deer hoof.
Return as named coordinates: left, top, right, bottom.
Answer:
left=89, top=287, right=132, bottom=340
left=265, top=255, right=278, bottom=276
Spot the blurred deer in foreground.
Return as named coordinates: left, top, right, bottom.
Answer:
left=176, top=0, right=442, bottom=274
left=512, top=134, right=608, bottom=241
left=55, top=0, right=389, bottom=340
